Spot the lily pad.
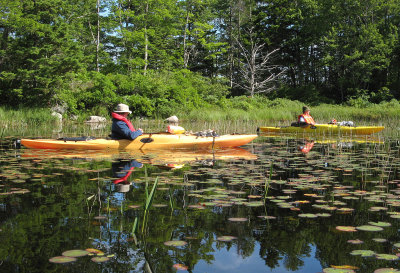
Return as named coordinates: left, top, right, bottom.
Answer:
left=336, top=226, right=357, bottom=232
left=257, top=215, right=276, bottom=220
left=62, top=249, right=89, bottom=257
left=375, top=254, right=399, bottom=261
left=323, top=268, right=355, bottom=273
left=347, top=239, right=363, bottom=244
left=91, top=256, right=110, bottom=262
left=298, top=213, right=318, bottom=218
left=350, top=249, right=376, bottom=257
left=173, top=263, right=189, bottom=270
left=372, top=238, right=387, bottom=243
left=86, top=248, right=104, bottom=255
left=356, top=225, right=384, bottom=232
left=368, top=221, right=391, bottom=227
left=217, top=236, right=237, bottom=242
left=164, top=240, right=188, bottom=247
left=228, top=217, right=247, bottom=222
left=49, top=256, right=77, bottom=263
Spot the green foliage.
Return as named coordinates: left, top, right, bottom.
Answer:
left=2, top=0, right=400, bottom=113
left=126, top=95, right=155, bottom=117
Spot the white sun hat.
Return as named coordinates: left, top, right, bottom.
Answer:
left=165, top=115, right=179, bottom=123
left=114, top=103, right=132, bottom=114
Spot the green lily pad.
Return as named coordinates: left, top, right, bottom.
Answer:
left=257, top=215, right=276, bottom=220
left=91, top=256, right=110, bottom=262
left=372, top=238, right=387, bottom=243
left=375, top=254, right=399, bottom=261
left=217, top=236, right=237, bottom=242
left=49, top=256, right=77, bottom=263
left=187, top=204, right=205, bottom=209
left=347, top=239, right=363, bottom=244
left=245, top=201, right=264, bottom=207
left=164, top=240, right=188, bottom=247
left=350, top=249, right=376, bottom=257
left=62, top=249, right=89, bottom=257
left=368, top=221, right=391, bottom=227
left=316, top=213, right=331, bottom=217
left=356, top=225, right=384, bottom=232
left=298, top=213, right=318, bottom=218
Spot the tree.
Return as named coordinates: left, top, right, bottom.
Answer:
left=235, top=27, right=285, bottom=97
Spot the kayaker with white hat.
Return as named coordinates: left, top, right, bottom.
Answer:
left=165, top=115, right=185, bottom=134
left=111, top=103, right=143, bottom=140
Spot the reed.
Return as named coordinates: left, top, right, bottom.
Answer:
left=141, top=177, right=159, bottom=232
left=0, top=107, right=57, bottom=128
left=179, top=99, right=400, bottom=125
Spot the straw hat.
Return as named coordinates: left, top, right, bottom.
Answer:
left=114, top=103, right=132, bottom=114
left=165, top=115, right=179, bottom=124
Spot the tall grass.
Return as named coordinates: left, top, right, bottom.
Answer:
left=0, top=107, right=58, bottom=128
left=179, top=97, right=400, bottom=125
left=2, top=98, right=400, bottom=137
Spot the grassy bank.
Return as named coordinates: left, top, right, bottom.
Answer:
left=179, top=97, right=400, bottom=125
left=1, top=97, right=399, bottom=129
left=0, top=107, right=58, bottom=130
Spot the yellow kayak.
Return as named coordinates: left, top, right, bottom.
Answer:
left=20, top=133, right=257, bottom=150
left=257, top=124, right=384, bottom=135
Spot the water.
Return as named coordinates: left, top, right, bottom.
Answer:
left=0, top=123, right=399, bottom=273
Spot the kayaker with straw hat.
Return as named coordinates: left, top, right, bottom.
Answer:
left=111, top=103, right=143, bottom=140
left=298, top=106, right=315, bottom=125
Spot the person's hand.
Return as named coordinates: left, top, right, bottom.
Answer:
left=138, top=128, right=143, bottom=132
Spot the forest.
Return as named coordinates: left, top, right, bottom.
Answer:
left=1, top=0, right=400, bottom=117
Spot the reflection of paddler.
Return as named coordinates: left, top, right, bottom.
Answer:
left=112, top=159, right=143, bottom=192
left=298, top=140, right=315, bottom=154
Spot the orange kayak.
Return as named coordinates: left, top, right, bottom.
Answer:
left=20, top=133, right=257, bottom=150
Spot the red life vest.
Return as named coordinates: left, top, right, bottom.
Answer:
left=299, top=141, right=315, bottom=154
left=112, top=112, right=135, bottom=131
left=298, top=114, right=315, bottom=125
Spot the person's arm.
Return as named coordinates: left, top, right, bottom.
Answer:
left=113, top=121, right=143, bottom=140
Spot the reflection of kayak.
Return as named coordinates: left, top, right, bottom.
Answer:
left=21, top=134, right=257, bottom=150
left=257, top=124, right=384, bottom=135
left=21, top=147, right=258, bottom=165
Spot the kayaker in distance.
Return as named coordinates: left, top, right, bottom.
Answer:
left=298, top=106, right=315, bottom=126
left=165, top=115, right=186, bottom=134
left=111, top=103, right=143, bottom=140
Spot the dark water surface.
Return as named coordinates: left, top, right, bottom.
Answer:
left=0, top=124, right=399, bottom=273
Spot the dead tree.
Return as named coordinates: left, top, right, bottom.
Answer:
left=235, top=28, right=286, bottom=97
